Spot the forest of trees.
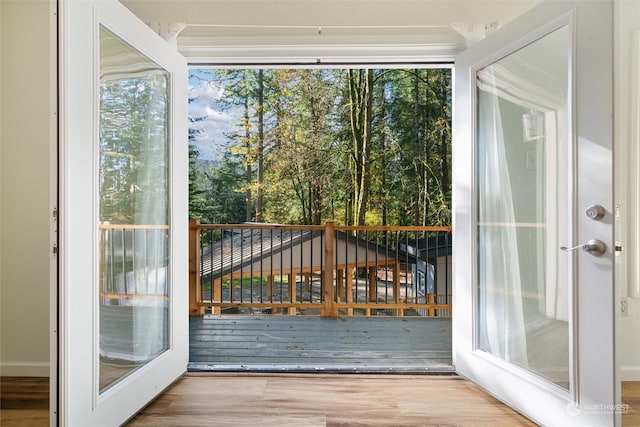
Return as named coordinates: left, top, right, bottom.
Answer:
left=188, top=68, right=452, bottom=227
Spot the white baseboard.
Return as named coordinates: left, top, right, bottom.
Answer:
left=0, top=361, right=49, bottom=377
left=620, top=365, right=640, bottom=381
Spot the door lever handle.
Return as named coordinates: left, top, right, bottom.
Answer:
left=560, top=239, right=606, bottom=257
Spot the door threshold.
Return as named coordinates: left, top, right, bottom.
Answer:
left=188, top=363, right=455, bottom=375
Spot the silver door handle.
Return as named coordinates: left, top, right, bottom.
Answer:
left=560, top=239, right=606, bottom=256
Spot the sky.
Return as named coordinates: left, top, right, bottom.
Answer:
left=188, top=69, right=240, bottom=161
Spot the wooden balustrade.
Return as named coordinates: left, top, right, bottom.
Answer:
left=189, top=220, right=452, bottom=318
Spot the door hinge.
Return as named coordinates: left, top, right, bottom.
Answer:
left=621, top=297, right=629, bottom=316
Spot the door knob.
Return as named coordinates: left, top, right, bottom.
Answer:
left=560, top=239, right=607, bottom=257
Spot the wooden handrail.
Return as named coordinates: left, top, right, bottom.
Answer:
left=199, top=223, right=325, bottom=230
left=198, top=223, right=450, bottom=232
left=335, top=225, right=451, bottom=232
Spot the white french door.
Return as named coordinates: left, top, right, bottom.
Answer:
left=59, top=0, right=188, bottom=425
left=453, top=1, right=614, bottom=425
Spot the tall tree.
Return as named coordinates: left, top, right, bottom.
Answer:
left=210, top=69, right=262, bottom=222
left=256, top=69, right=265, bottom=221
left=264, top=69, right=339, bottom=224
left=242, top=82, right=253, bottom=222
left=346, top=69, right=374, bottom=226
left=413, top=70, right=422, bottom=225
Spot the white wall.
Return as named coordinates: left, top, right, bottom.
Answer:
left=0, top=0, right=55, bottom=377
left=616, top=0, right=640, bottom=381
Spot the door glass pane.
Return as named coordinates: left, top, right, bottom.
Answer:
left=476, top=25, right=571, bottom=389
left=98, top=26, right=171, bottom=393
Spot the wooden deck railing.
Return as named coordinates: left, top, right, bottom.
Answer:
left=189, top=220, right=452, bottom=318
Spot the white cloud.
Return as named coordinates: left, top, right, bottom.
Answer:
left=189, top=103, right=243, bottom=160
left=189, top=104, right=237, bottom=129
left=189, top=81, right=223, bottom=102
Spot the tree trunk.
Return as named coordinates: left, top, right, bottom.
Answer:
left=380, top=80, right=388, bottom=226
left=440, top=72, right=450, bottom=203
left=347, top=69, right=374, bottom=226
left=423, top=71, right=430, bottom=227
left=413, top=71, right=421, bottom=225
left=244, top=95, right=252, bottom=222
left=256, top=69, right=265, bottom=222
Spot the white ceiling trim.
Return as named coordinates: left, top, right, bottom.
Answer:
left=182, top=43, right=461, bottom=65
left=177, top=24, right=464, bottom=63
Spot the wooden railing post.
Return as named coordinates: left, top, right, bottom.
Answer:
left=304, top=272, right=311, bottom=292
left=212, top=278, right=221, bottom=315
left=288, top=274, right=297, bottom=315
left=267, top=275, right=274, bottom=298
left=188, top=220, right=202, bottom=316
left=366, top=266, right=377, bottom=316
left=393, top=263, right=402, bottom=316
left=427, top=293, right=436, bottom=318
left=368, top=267, right=377, bottom=302
left=346, top=267, right=354, bottom=316
left=337, top=269, right=345, bottom=302
left=322, top=221, right=336, bottom=317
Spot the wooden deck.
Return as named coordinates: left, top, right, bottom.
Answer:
left=189, top=315, right=452, bottom=373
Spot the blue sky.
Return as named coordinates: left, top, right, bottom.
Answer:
left=188, top=69, right=240, bottom=161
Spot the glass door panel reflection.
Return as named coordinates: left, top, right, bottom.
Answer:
left=476, top=25, right=571, bottom=390
left=98, top=26, right=170, bottom=393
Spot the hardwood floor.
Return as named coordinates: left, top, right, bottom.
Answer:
left=2, top=376, right=639, bottom=426
left=126, top=373, right=536, bottom=426
left=0, top=377, right=49, bottom=427
left=623, top=381, right=640, bottom=426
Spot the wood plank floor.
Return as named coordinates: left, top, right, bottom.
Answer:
left=0, top=377, right=49, bottom=427
left=2, top=376, right=640, bottom=426
left=126, top=373, right=536, bottom=426
left=190, top=315, right=452, bottom=373
left=623, top=381, right=640, bottom=426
